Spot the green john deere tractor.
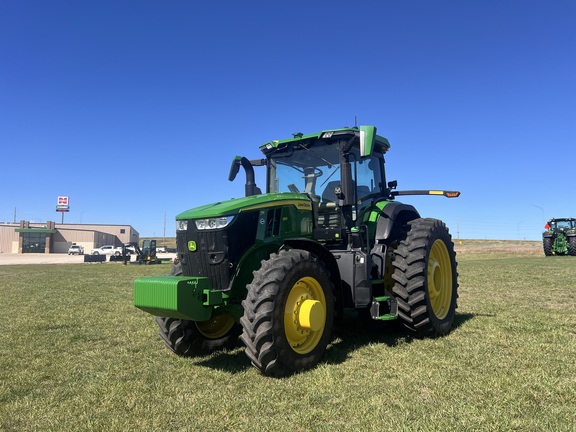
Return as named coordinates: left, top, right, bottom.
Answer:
left=542, top=218, right=576, bottom=256
left=134, top=126, right=461, bottom=376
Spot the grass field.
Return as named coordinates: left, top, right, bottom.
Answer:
left=1, top=248, right=575, bottom=431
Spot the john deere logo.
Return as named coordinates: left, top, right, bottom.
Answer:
left=188, top=241, right=197, bottom=252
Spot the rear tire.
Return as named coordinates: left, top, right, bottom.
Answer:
left=155, top=260, right=241, bottom=356
left=568, top=236, right=576, bottom=256
left=543, top=237, right=553, bottom=256
left=391, top=218, right=458, bottom=336
left=240, top=249, right=334, bottom=376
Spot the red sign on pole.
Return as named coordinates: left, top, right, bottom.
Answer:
left=56, top=196, right=70, bottom=215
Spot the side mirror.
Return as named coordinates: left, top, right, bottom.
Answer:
left=359, top=125, right=376, bottom=157
left=388, top=180, right=398, bottom=189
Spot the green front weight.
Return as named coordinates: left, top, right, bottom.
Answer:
left=134, top=276, right=224, bottom=321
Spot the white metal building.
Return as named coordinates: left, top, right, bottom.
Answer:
left=0, top=220, right=139, bottom=254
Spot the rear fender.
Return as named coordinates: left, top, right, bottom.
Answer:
left=373, top=202, right=420, bottom=242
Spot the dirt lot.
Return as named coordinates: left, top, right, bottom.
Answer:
left=453, top=239, right=542, bottom=255
left=0, top=252, right=177, bottom=266
left=0, top=240, right=543, bottom=265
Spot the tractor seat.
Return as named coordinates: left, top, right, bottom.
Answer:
left=318, top=181, right=342, bottom=228
left=321, top=181, right=341, bottom=203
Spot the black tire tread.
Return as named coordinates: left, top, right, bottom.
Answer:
left=543, top=237, right=553, bottom=256
left=391, top=218, right=458, bottom=337
left=240, top=249, right=334, bottom=377
left=568, top=236, right=576, bottom=256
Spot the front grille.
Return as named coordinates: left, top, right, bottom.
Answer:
left=177, top=229, right=230, bottom=289
left=176, top=211, right=259, bottom=290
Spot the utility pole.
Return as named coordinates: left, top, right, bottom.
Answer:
left=13, top=207, right=16, bottom=223
left=163, top=211, right=166, bottom=247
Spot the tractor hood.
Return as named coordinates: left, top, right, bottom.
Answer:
left=176, top=193, right=311, bottom=220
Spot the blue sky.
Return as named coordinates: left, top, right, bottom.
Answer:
left=1, top=1, right=574, bottom=240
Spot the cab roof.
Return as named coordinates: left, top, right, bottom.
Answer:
left=259, top=126, right=390, bottom=157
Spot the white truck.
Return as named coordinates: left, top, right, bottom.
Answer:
left=68, top=244, right=84, bottom=255
left=91, top=245, right=123, bottom=256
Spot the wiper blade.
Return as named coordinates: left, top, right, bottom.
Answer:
left=297, top=144, right=333, bottom=168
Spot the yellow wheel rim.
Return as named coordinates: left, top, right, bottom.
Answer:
left=195, top=312, right=235, bottom=339
left=284, top=276, right=327, bottom=355
left=428, top=239, right=453, bottom=319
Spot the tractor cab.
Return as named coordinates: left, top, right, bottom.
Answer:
left=261, top=126, right=390, bottom=246
left=265, top=127, right=387, bottom=212
left=546, top=218, right=575, bottom=232
left=227, top=126, right=392, bottom=248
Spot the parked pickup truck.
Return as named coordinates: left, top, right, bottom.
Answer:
left=91, top=245, right=123, bottom=256
left=68, top=244, right=84, bottom=255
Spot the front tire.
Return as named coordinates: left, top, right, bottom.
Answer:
left=391, top=218, right=458, bottom=336
left=240, top=249, right=334, bottom=376
left=155, top=260, right=241, bottom=356
left=156, top=313, right=241, bottom=356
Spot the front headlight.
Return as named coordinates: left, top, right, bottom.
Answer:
left=195, top=216, right=235, bottom=230
left=176, top=220, right=188, bottom=231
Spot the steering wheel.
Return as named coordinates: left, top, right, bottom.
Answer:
left=304, top=166, right=323, bottom=178
left=286, top=167, right=323, bottom=194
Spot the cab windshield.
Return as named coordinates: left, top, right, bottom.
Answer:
left=553, top=220, right=574, bottom=230
left=267, top=140, right=384, bottom=205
